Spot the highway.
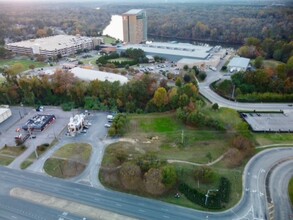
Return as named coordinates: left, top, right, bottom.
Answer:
left=0, top=147, right=292, bottom=220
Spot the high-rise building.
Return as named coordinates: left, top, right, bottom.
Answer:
left=122, top=9, right=147, bottom=44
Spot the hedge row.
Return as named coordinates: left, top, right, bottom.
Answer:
left=178, top=177, right=231, bottom=209
left=236, top=92, right=293, bottom=102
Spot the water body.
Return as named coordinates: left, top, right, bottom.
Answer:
left=102, top=15, right=123, bottom=41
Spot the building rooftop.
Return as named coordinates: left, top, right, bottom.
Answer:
left=123, top=9, right=144, bottom=15
left=6, top=35, right=93, bottom=51
left=70, top=67, right=128, bottom=84
left=118, top=42, right=213, bottom=60
left=228, top=57, right=250, bottom=68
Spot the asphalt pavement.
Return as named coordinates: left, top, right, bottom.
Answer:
left=1, top=147, right=293, bottom=220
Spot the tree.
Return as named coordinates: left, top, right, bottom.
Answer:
left=212, top=103, right=219, bottom=110
left=254, top=56, right=264, bottom=69
left=183, top=74, right=191, bottom=83
left=153, top=87, right=168, bottom=109
left=162, top=165, right=177, bottom=188
left=194, top=166, right=217, bottom=184
left=120, top=162, right=142, bottom=190
left=183, top=65, right=189, bottom=71
left=144, top=168, right=166, bottom=195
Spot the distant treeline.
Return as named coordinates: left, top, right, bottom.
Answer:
left=0, top=2, right=292, bottom=46
left=104, top=3, right=293, bottom=44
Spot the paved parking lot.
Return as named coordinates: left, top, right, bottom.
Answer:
left=0, top=107, right=72, bottom=149
left=241, top=112, right=293, bottom=132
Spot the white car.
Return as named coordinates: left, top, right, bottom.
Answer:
left=104, top=124, right=111, bottom=128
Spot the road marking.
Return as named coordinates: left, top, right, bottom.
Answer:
left=115, top=203, right=122, bottom=207
left=163, top=215, right=170, bottom=219
left=11, top=216, right=17, bottom=219
left=138, top=209, right=145, bottom=213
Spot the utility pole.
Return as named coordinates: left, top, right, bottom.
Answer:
left=181, top=129, right=184, bottom=145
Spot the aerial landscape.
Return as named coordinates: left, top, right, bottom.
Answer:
left=0, top=0, right=292, bottom=219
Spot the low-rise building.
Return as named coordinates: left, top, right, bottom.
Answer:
left=70, top=67, right=128, bottom=84
left=227, top=57, right=250, bottom=72
left=117, top=41, right=213, bottom=62
left=5, top=35, right=99, bottom=58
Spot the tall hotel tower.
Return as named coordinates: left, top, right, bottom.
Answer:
left=122, top=9, right=147, bottom=44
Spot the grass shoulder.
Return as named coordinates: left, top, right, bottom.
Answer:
left=289, top=178, right=293, bottom=206
left=44, top=143, right=92, bottom=178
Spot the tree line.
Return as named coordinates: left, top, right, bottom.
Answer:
left=104, top=2, right=293, bottom=44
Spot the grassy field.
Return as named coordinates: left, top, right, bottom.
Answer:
left=0, top=59, right=46, bottom=71
left=109, top=58, right=133, bottom=63
left=44, top=143, right=92, bottom=178
left=289, top=178, right=293, bottom=205
left=254, top=133, right=293, bottom=146
left=101, top=107, right=293, bottom=210
left=0, top=155, right=14, bottom=166
left=103, top=36, right=117, bottom=44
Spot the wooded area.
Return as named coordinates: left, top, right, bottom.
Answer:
left=0, top=2, right=292, bottom=45
left=104, top=2, right=293, bottom=44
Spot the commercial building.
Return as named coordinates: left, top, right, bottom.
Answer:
left=70, top=67, right=129, bottom=84
left=67, top=114, right=85, bottom=136
left=0, top=106, right=12, bottom=124
left=122, top=9, right=147, bottom=44
left=117, top=41, right=214, bottom=62
left=227, top=57, right=250, bottom=72
left=5, top=35, right=102, bottom=58
left=22, top=114, right=56, bottom=132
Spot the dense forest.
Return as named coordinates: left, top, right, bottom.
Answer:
left=0, top=2, right=111, bottom=43
left=104, top=2, right=293, bottom=44
left=0, top=2, right=292, bottom=45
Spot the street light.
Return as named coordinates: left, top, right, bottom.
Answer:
left=205, top=189, right=218, bottom=206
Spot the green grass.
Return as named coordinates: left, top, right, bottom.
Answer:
left=134, top=113, right=183, bottom=133
left=20, top=160, right=33, bottom=169
left=52, top=143, right=92, bottom=162
left=0, top=59, right=46, bottom=71
left=103, top=36, right=117, bottom=44
left=289, top=178, right=293, bottom=205
left=109, top=58, right=134, bottom=63
left=0, top=145, right=26, bottom=157
left=254, top=133, right=293, bottom=146
left=44, top=143, right=92, bottom=178
left=0, top=155, right=14, bottom=166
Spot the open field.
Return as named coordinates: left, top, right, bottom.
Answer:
left=101, top=110, right=244, bottom=210
left=101, top=108, right=293, bottom=210
left=0, top=59, right=46, bottom=71
left=103, top=36, right=117, bottom=44
left=44, top=143, right=92, bottom=178
left=109, top=58, right=133, bottom=63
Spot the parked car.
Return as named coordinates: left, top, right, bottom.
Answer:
left=104, top=123, right=111, bottom=128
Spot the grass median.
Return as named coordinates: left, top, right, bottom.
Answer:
left=44, top=143, right=92, bottom=178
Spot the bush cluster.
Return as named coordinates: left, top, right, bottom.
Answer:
left=178, top=177, right=231, bottom=209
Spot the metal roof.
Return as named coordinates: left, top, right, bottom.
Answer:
left=123, top=9, right=144, bottom=15
left=228, top=57, right=250, bottom=68
left=70, top=67, right=128, bottom=84
left=6, top=35, right=93, bottom=51
left=118, top=42, right=212, bottom=60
